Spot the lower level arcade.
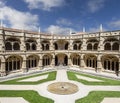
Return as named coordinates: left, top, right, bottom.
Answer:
left=0, top=53, right=120, bottom=76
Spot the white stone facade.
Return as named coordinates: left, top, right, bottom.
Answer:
left=0, top=27, right=120, bottom=76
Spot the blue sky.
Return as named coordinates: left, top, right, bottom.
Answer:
left=0, top=0, right=120, bottom=34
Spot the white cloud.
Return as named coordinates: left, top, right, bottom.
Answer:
left=24, top=0, right=65, bottom=11
left=87, top=0, right=105, bottom=13
left=56, top=18, right=72, bottom=26
left=46, top=25, right=75, bottom=35
left=0, top=1, right=39, bottom=31
left=109, top=20, right=120, bottom=28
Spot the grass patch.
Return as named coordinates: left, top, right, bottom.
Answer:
left=76, top=91, right=120, bottom=103
left=0, top=90, right=54, bottom=103
left=0, top=71, right=56, bottom=85
left=67, top=71, right=120, bottom=85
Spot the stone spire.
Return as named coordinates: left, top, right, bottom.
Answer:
left=0, top=19, right=3, bottom=27
left=0, top=10, right=3, bottom=27
left=38, top=27, right=41, bottom=33
left=69, top=29, right=72, bottom=35
left=100, top=24, right=103, bottom=32
left=83, top=27, right=85, bottom=32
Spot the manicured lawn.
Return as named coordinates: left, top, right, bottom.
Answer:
left=67, top=71, right=120, bottom=85
left=76, top=91, right=120, bottom=103
left=0, top=90, right=54, bottom=103
left=0, top=71, right=56, bottom=85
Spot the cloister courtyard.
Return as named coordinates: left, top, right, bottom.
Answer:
left=0, top=66, right=120, bottom=103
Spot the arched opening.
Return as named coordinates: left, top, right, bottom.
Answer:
left=26, top=39, right=36, bottom=51
left=104, top=38, right=119, bottom=51
left=104, top=43, right=111, bottom=50
left=87, top=39, right=99, bottom=51
left=84, top=54, right=97, bottom=69
left=71, top=54, right=80, bottom=66
left=26, top=43, right=30, bottom=50
left=13, top=42, right=20, bottom=50
left=46, top=44, right=49, bottom=50
left=54, top=43, right=58, bottom=50
left=5, top=38, right=20, bottom=51
left=87, top=44, right=92, bottom=50
left=32, top=44, right=36, bottom=50
left=94, top=43, right=98, bottom=50
left=5, top=42, right=12, bottom=50
left=64, top=56, right=68, bottom=66
left=54, top=40, right=69, bottom=50
left=41, top=40, right=50, bottom=51
left=5, top=56, right=22, bottom=72
left=55, top=56, right=58, bottom=66
left=26, top=55, right=39, bottom=69
left=65, top=43, right=69, bottom=50
left=42, top=55, right=52, bottom=66
left=101, top=55, right=119, bottom=74
left=112, top=42, right=119, bottom=50
left=55, top=54, right=68, bottom=66
left=42, top=44, right=44, bottom=50
left=73, top=40, right=82, bottom=50
left=78, top=44, right=81, bottom=50
left=73, top=44, right=77, bottom=50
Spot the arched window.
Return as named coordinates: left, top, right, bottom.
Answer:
left=6, top=56, right=21, bottom=72
left=87, top=44, right=92, bottom=50
left=112, top=42, right=119, bottom=50
left=5, top=42, right=12, bottom=50
left=104, top=43, right=111, bottom=50
left=46, top=44, right=49, bottom=50
left=54, top=43, right=58, bottom=50
left=78, top=44, right=81, bottom=50
left=71, top=54, right=80, bottom=66
left=32, top=43, right=36, bottom=50
left=94, top=43, right=98, bottom=50
left=73, top=44, right=77, bottom=50
left=42, top=55, right=51, bottom=66
left=26, top=43, right=30, bottom=50
left=5, top=38, right=20, bottom=51
left=85, top=55, right=97, bottom=69
left=13, top=42, right=20, bottom=50
left=102, top=55, right=119, bottom=74
left=26, top=55, right=39, bottom=68
left=64, top=56, right=68, bottom=65
left=65, top=43, right=68, bottom=50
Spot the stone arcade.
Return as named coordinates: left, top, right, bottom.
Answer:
left=0, top=27, right=120, bottom=76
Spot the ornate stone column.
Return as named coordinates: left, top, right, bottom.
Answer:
left=0, top=56, right=6, bottom=76
left=22, top=57, right=27, bottom=72
left=68, top=54, right=72, bottom=67
left=51, top=54, right=55, bottom=67
left=81, top=38, right=87, bottom=51
left=117, top=58, right=120, bottom=76
left=69, top=40, right=73, bottom=50
left=80, top=54, right=85, bottom=69
left=38, top=55, right=42, bottom=69
left=50, top=40, right=54, bottom=51
left=97, top=55, right=102, bottom=73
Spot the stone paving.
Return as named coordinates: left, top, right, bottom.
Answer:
left=0, top=67, right=120, bottom=103
left=101, top=98, right=120, bottom=103
left=18, top=74, right=48, bottom=82
left=0, top=97, right=29, bottom=103
left=76, top=74, right=103, bottom=82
